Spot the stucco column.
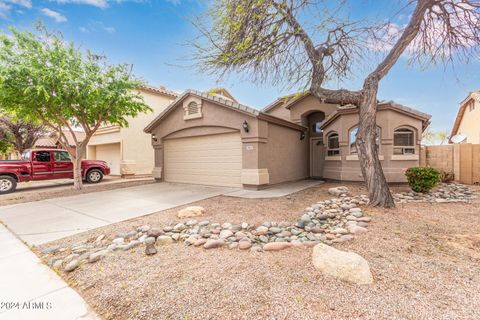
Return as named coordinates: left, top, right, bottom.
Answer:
left=240, top=120, right=270, bottom=189
left=152, top=143, right=163, bottom=181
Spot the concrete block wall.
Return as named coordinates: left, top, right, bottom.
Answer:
left=424, top=144, right=479, bottom=185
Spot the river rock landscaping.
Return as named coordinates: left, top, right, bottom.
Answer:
left=41, top=183, right=475, bottom=274
left=35, top=182, right=480, bottom=320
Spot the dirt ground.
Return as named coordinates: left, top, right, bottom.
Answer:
left=38, top=182, right=480, bottom=320
left=0, top=177, right=154, bottom=207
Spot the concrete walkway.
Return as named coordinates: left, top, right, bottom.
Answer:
left=225, top=180, right=324, bottom=198
left=0, top=224, right=98, bottom=320
left=0, top=183, right=232, bottom=245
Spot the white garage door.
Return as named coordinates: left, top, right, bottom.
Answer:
left=164, top=132, right=242, bottom=187
left=95, top=143, right=121, bottom=175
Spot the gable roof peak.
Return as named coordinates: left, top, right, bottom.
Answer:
left=206, top=87, right=238, bottom=103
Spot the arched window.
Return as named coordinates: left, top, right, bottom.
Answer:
left=327, top=132, right=340, bottom=156
left=349, top=126, right=381, bottom=154
left=393, top=127, right=415, bottom=155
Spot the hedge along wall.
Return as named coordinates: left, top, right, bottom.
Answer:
left=422, top=144, right=480, bottom=185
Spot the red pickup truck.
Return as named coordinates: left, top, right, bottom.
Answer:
left=0, top=149, right=110, bottom=194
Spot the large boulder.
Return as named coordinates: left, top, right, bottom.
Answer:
left=312, top=243, right=373, bottom=285
left=328, top=186, right=349, bottom=197
left=177, top=206, right=206, bottom=218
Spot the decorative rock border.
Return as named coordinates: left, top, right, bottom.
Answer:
left=41, top=183, right=475, bottom=272
left=393, top=183, right=475, bottom=203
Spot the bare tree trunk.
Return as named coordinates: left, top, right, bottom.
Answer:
left=72, top=145, right=86, bottom=190
left=356, top=79, right=395, bottom=208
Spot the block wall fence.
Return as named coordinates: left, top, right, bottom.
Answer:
left=420, top=144, right=480, bottom=185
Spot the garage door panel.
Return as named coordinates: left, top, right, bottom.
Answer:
left=166, top=169, right=241, bottom=177
left=164, top=133, right=242, bottom=187
left=166, top=158, right=242, bottom=165
left=165, top=144, right=241, bottom=153
left=95, top=143, right=121, bottom=176
left=165, top=151, right=241, bottom=159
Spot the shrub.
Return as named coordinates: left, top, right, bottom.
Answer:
left=439, top=170, right=454, bottom=183
left=405, top=167, right=440, bottom=193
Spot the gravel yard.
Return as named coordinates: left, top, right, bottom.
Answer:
left=36, top=182, right=480, bottom=320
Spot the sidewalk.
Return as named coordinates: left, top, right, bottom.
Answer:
left=0, top=224, right=98, bottom=320
left=224, top=179, right=324, bottom=198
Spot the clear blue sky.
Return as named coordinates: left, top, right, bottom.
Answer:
left=1, top=0, right=479, bottom=133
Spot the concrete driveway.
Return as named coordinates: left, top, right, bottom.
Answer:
left=0, top=183, right=233, bottom=245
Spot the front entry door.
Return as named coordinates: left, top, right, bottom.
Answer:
left=310, top=138, right=325, bottom=178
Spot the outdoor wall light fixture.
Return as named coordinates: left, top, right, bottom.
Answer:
left=242, top=120, right=249, bottom=133
left=152, top=134, right=158, bottom=142
left=300, top=132, right=306, bottom=140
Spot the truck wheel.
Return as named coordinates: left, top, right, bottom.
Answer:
left=0, top=175, right=17, bottom=194
left=86, top=169, right=103, bottom=184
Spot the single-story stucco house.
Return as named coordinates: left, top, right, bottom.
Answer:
left=144, top=89, right=431, bottom=189
left=87, top=85, right=178, bottom=176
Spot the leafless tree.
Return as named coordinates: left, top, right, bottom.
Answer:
left=192, top=0, right=480, bottom=207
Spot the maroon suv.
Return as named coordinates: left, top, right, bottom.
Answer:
left=0, top=149, right=111, bottom=194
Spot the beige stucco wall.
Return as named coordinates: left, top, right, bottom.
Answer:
left=321, top=109, right=424, bottom=183
left=87, top=89, right=175, bottom=175
left=265, top=103, right=291, bottom=121
left=288, top=95, right=338, bottom=125
left=457, top=96, right=480, bottom=144
left=265, top=123, right=309, bottom=184
left=149, top=96, right=306, bottom=188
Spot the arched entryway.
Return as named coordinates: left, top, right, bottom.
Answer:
left=302, top=111, right=325, bottom=178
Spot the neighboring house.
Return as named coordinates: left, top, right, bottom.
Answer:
left=87, top=85, right=178, bottom=176
left=0, top=130, right=85, bottom=160
left=450, top=91, right=480, bottom=144
left=35, top=130, right=86, bottom=158
left=144, top=90, right=431, bottom=189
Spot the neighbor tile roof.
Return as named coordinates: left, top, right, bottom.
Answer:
left=34, top=130, right=85, bottom=148
left=139, top=85, right=179, bottom=98
left=34, top=137, right=57, bottom=148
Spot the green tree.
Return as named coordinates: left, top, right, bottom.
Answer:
left=422, top=129, right=450, bottom=145
left=0, top=130, right=13, bottom=157
left=0, top=24, right=151, bottom=189
left=193, top=0, right=480, bottom=207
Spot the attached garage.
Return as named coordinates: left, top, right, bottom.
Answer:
left=164, top=132, right=242, bottom=187
left=144, top=89, right=309, bottom=189
left=93, top=143, right=121, bottom=175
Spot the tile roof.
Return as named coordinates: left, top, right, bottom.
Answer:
left=144, top=89, right=260, bottom=132
left=321, top=101, right=431, bottom=130
left=139, top=85, right=179, bottom=98
left=144, top=89, right=308, bottom=133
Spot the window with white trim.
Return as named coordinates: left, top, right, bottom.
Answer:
left=327, top=132, right=340, bottom=156
left=393, top=127, right=415, bottom=155
left=349, top=126, right=381, bottom=154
